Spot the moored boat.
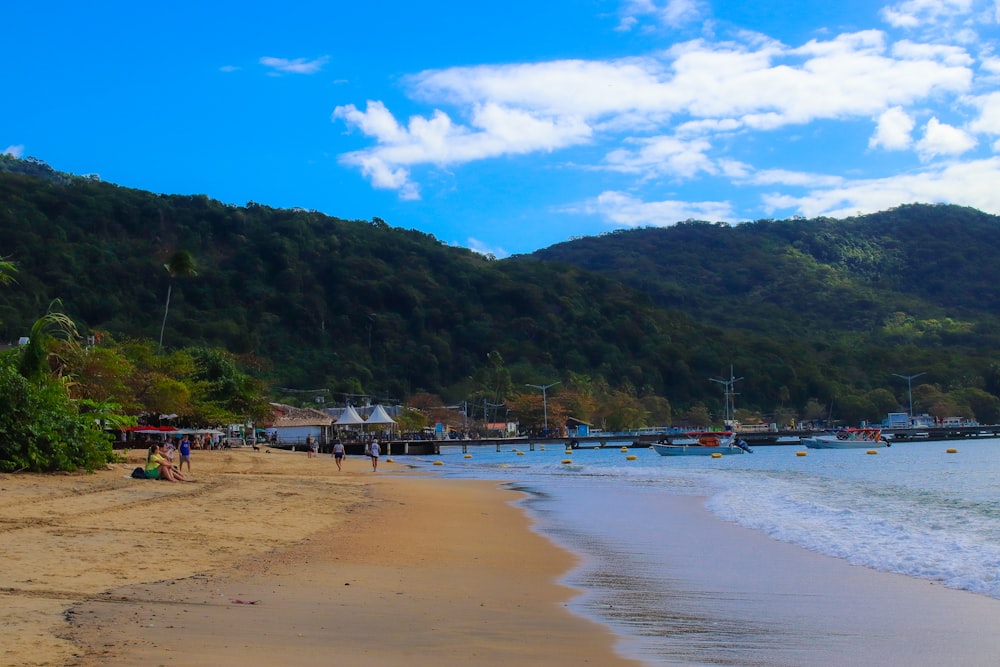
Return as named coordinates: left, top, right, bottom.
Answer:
left=651, top=432, right=752, bottom=456
left=801, top=427, right=890, bottom=449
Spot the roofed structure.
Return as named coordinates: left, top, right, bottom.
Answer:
left=268, top=403, right=334, bottom=428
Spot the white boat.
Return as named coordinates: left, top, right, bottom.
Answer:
left=651, top=432, right=751, bottom=456
left=801, top=427, right=890, bottom=449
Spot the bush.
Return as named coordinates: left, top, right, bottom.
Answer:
left=0, top=352, right=115, bottom=472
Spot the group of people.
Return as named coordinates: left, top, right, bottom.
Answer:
left=322, top=438, right=379, bottom=471
left=142, top=431, right=383, bottom=477
left=144, top=437, right=195, bottom=482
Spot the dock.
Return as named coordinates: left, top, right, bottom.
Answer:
left=265, top=425, right=1000, bottom=457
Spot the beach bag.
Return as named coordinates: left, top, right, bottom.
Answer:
left=131, top=466, right=146, bottom=479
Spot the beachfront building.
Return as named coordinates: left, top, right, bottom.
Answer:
left=267, top=403, right=334, bottom=446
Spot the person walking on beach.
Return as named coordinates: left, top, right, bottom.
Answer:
left=332, top=440, right=345, bottom=471
left=370, top=439, right=380, bottom=471
left=305, top=434, right=316, bottom=458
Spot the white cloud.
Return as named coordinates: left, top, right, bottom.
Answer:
left=968, top=91, right=1000, bottom=134
left=2, top=145, right=25, bottom=158
left=981, top=56, right=1000, bottom=76
left=259, top=56, right=329, bottom=75
left=747, top=169, right=845, bottom=188
left=617, top=0, right=704, bottom=31
left=880, top=0, right=974, bottom=28
left=916, top=117, right=977, bottom=158
left=333, top=100, right=591, bottom=197
left=891, top=39, right=973, bottom=66
left=870, top=106, right=916, bottom=150
left=335, top=29, right=974, bottom=196
left=571, top=190, right=733, bottom=227
left=602, top=135, right=715, bottom=178
left=762, top=157, right=1000, bottom=218
left=407, top=31, right=970, bottom=127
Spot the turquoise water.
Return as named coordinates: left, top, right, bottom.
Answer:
left=408, top=439, right=1000, bottom=665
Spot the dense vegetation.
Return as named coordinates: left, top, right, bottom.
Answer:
left=3, top=154, right=1000, bottom=435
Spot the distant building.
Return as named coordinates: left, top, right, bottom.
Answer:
left=267, top=403, right=334, bottom=444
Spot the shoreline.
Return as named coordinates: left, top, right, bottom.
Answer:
left=0, top=449, right=637, bottom=666
left=518, top=481, right=1000, bottom=666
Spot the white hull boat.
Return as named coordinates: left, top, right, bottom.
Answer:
left=802, top=428, right=890, bottom=449
left=651, top=432, right=752, bottom=456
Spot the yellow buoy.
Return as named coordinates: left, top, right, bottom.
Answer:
left=946, top=448, right=958, bottom=453
left=565, top=450, right=573, bottom=456
left=433, top=460, right=444, bottom=466
left=561, top=459, right=573, bottom=464
left=516, top=451, right=524, bottom=456
left=626, top=455, right=637, bottom=460
left=866, top=450, right=878, bottom=455
left=796, top=451, right=807, bottom=456
left=386, top=458, right=394, bottom=463
left=711, top=452, right=723, bottom=458
left=464, top=454, right=472, bottom=459
left=620, top=447, right=629, bottom=452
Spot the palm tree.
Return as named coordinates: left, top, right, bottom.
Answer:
left=0, top=256, right=17, bottom=286
left=158, top=250, right=198, bottom=350
left=18, top=300, right=79, bottom=382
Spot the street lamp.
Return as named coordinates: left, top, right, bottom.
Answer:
left=525, top=382, right=560, bottom=436
left=892, top=372, right=926, bottom=421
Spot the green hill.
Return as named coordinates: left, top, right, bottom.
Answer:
left=3, top=154, right=1000, bottom=423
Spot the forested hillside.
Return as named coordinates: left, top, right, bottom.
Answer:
left=3, top=154, right=1000, bottom=425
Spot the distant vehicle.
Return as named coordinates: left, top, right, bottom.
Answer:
left=224, top=436, right=245, bottom=448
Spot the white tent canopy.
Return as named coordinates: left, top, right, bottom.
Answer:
left=333, top=405, right=366, bottom=426
left=366, top=404, right=397, bottom=425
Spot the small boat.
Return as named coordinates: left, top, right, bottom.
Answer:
left=801, top=427, right=890, bottom=449
left=651, top=432, right=752, bottom=456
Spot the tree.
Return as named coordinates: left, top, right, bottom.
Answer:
left=18, top=301, right=79, bottom=383
left=0, top=256, right=16, bottom=286
left=682, top=404, right=712, bottom=428
left=395, top=406, right=428, bottom=433
left=159, top=250, right=198, bottom=350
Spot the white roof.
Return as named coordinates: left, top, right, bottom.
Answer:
left=334, top=405, right=366, bottom=426
left=366, top=404, right=397, bottom=424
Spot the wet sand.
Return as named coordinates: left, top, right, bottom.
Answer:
left=0, top=448, right=635, bottom=666
left=554, top=489, right=1000, bottom=666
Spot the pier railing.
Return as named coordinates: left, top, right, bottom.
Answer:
left=264, top=425, right=1000, bottom=456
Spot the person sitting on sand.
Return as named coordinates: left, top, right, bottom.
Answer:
left=145, top=443, right=194, bottom=482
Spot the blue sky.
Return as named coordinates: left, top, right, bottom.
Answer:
left=4, top=1, right=1000, bottom=257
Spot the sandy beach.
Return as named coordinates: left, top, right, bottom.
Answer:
left=0, top=447, right=635, bottom=667
left=5, top=446, right=1000, bottom=667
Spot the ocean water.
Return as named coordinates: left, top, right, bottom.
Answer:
left=407, top=439, right=1000, bottom=665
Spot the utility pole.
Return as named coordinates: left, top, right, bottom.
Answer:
left=525, top=382, right=560, bottom=435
